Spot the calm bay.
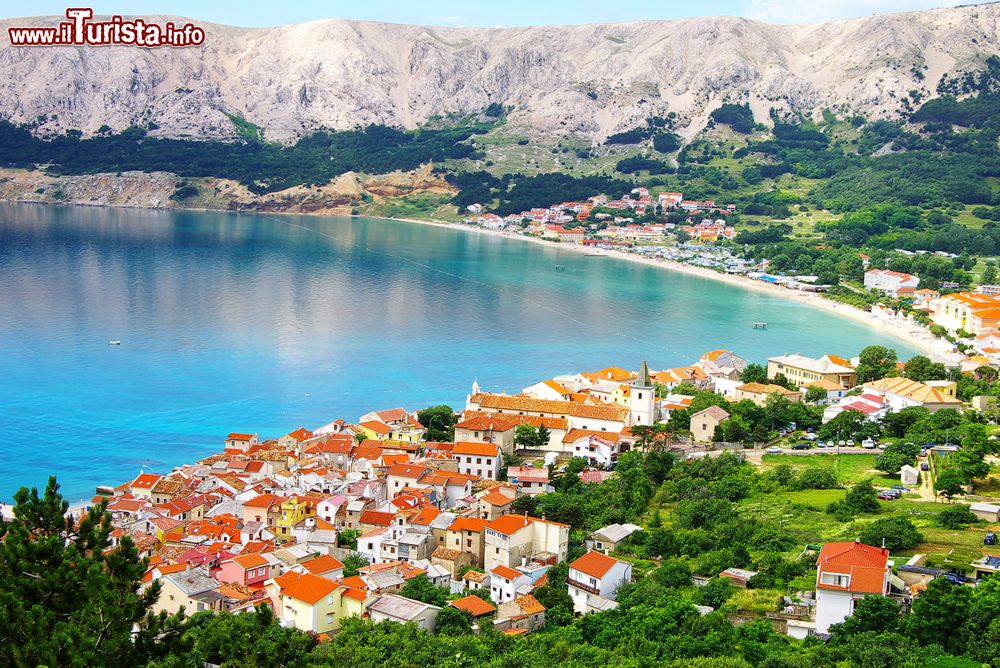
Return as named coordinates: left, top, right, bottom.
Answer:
left=0, top=203, right=917, bottom=501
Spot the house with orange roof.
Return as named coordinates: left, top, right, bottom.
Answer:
left=447, top=517, right=489, bottom=566
left=483, top=514, right=569, bottom=571
left=863, top=377, right=962, bottom=413
left=476, top=488, right=516, bottom=521
left=225, top=432, right=258, bottom=451
left=567, top=550, right=632, bottom=614
left=563, top=429, right=624, bottom=467
left=385, top=463, right=431, bottom=496
left=815, top=541, right=892, bottom=634
left=495, top=594, right=546, bottom=633
left=449, top=594, right=497, bottom=620
left=455, top=411, right=568, bottom=451
left=275, top=496, right=317, bottom=544
left=242, top=493, right=285, bottom=527
left=466, top=393, right=629, bottom=438
left=929, top=290, right=1000, bottom=334
left=300, top=554, right=345, bottom=581
left=278, top=427, right=314, bottom=449
left=128, top=472, right=163, bottom=499
left=271, top=570, right=370, bottom=634
left=732, top=382, right=803, bottom=406
left=216, top=552, right=273, bottom=588
left=767, top=353, right=856, bottom=390
left=521, top=379, right=574, bottom=401
left=358, top=420, right=392, bottom=441
left=490, top=564, right=532, bottom=603
left=453, top=441, right=502, bottom=480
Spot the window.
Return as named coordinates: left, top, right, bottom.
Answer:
left=326, top=614, right=334, bottom=625
left=820, top=572, right=850, bottom=587
left=476, top=458, right=482, bottom=464
left=589, top=577, right=597, bottom=586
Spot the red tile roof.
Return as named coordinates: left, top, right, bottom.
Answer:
left=449, top=594, right=497, bottom=616
left=448, top=517, right=489, bottom=533
left=491, top=565, right=522, bottom=581
left=302, top=554, right=345, bottom=575
left=570, top=550, right=620, bottom=579
left=816, top=541, right=889, bottom=594
left=453, top=441, right=501, bottom=457
left=276, top=571, right=340, bottom=605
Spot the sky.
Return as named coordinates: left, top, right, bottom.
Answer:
left=4, top=0, right=974, bottom=27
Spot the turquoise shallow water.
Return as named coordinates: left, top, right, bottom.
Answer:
left=0, top=203, right=917, bottom=501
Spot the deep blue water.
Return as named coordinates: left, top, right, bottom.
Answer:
left=0, top=203, right=917, bottom=501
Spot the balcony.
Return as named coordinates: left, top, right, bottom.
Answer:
left=567, top=577, right=600, bottom=595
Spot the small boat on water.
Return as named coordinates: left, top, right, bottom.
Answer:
left=108, top=340, right=121, bottom=346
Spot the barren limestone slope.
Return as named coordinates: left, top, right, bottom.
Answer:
left=0, top=4, right=998, bottom=141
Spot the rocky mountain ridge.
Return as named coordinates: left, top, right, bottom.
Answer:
left=0, top=4, right=999, bottom=142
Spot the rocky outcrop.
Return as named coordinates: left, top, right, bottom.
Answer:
left=0, top=5, right=998, bottom=142
left=0, top=165, right=457, bottom=216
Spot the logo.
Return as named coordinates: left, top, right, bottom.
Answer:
left=8, top=8, right=206, bottom=47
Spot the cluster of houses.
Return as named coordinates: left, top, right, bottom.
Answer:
left=861, top=268, right=1000, bottom=367
left=98, top=362, right=712, bottom=637
left=86, top=347, right=1000, bottom=642
left=463, top=188, right=737, bottom=245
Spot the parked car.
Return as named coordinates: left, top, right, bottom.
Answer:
left=921, top=462, right=930, bottom=471
left=891, top=485, right=908, bottom=492
left=804, top=433, right=818, bottom=441
left=986, top=533, right=998, bottom=546
left=861, top=439, right=875, bottom=449
left=792, top=442, right=811, bottom=450
left=942, top=571, right=969, bottom=584
left=877, top=491, right=899, bottom=500
left=846, top=439, right=856, bottom=447
left=816, top=441, right=826, bottom=448
left=765, top=446, right=783, bottom=454
left=838, top=440, right=847, bottom=447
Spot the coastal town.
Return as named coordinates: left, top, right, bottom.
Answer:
left=73, top=327, right=1000, bottom=644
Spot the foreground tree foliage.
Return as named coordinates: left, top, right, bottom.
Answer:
left=0, top=477, right=182, bottom=667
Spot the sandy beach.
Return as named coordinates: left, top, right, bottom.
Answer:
left=381, top=215, right=949, bottom=359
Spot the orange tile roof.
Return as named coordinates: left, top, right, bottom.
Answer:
left=449, top=594, right=497, bottom=616
left=816, top=541, right=889, bottom=594
left=485, top=514, right=533, bottom=535
left=480, top=490, right=514, bottom=507
left=231, top=553, right=268, bottom=569
left=453, top=441, right=501, bottom=457
left=491, top=565, right=523, bottom=581
left=343, top=587, right=368, bottom=601
left=359, top=510, right=396, bottom=527
left=227, top=432, right=255, bottom=441
left=130, top=473, right=162, bottom=489
left=276, top=571, right=341, bottom=605
left=514, top=594, right=545, bottom=615
left=360, top=421, right=392, bottom=435
left=386, top=463, right=430, bottom=479
left=563, top=429, right=622, bottom=444
left=448, top=517, right=489, bottom=533
left=570, top=550, right=620, bottom=579
left=471, top=394, right=629, bottom=422
left=302, top=554, right=345, bottom=575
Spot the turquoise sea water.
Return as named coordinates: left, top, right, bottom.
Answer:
left=0, top=203, right=917, bottom=502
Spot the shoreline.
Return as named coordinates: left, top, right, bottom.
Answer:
left=378, top=214, right=947, bottom=359
left=2, top=198, right=946, bottom=358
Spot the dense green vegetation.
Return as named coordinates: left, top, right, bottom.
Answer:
left=0, top=120, right=489, bottom=194
left=9, top=449, right=1000, bottom=667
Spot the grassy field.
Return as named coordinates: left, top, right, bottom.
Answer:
left=759, top=453, right=897, bottom=486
